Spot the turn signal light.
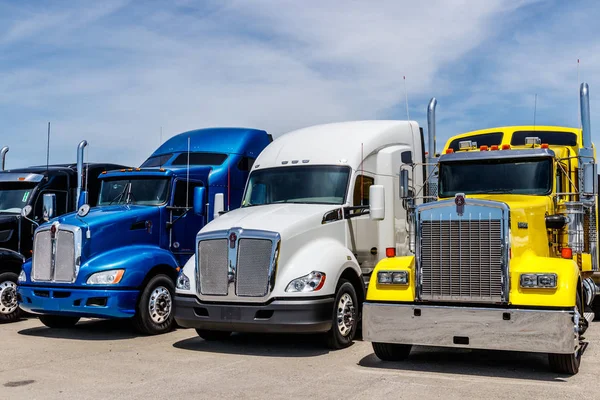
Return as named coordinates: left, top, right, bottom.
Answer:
left=501, top=144, right=511, bottom=150
left=445, top=148, right=454, bottom=154
left=561, top=247, right=573, bottom=259
left=386, top=247, right=396, bottom=257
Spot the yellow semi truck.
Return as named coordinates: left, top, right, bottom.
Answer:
left=362, top=83, right=598, bottom=375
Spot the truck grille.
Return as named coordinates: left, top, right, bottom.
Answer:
left=419, top=219, right=503, bottom=302
left=196, top=231, right=278, bottom=299
left=198, top=239, right=229, bottom=295
left=236, top=239, right=273, bottom=297
left=32, top=228, right=77, bottom=282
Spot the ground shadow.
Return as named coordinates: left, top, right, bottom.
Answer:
left=173, top=332, right=335, bottom=358
left=18, top=318, right=142, bottom=341
left=358, top=346, right=576, bottom=382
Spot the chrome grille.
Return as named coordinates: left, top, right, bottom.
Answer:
left=54, top=230, right=75, bottom=282
left=236, top=239, right=273, bottom=297
left=198, top=239, right=229, bottom=295
left=32, top=231, right=52, bottom=281
left=420, top=219, right=503, bottom=302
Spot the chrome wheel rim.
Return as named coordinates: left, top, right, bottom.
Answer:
left=0, top=280, right=18, bottom=315
left=148, top=286, right=172, bottom=324
left=336, top=293, right=355, bottom=337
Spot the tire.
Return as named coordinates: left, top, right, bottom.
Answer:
left=39, top=315, right=80, bottom=329
left=326, top=279, right=359, bottom=350
left=0, top=272, right=22, bottom=323
left=372, top=342, right=412, bottom=361
left=548, top=351, right=581, bottom=375
left=195, top=329, right=232, bottom=341
left=133, top=274, right=175, bottom=335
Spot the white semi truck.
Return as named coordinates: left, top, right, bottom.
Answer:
left=174, top=111, right=434, bottom=348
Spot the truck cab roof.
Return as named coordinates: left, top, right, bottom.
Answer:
left=253, top=120, right=420, bottom=171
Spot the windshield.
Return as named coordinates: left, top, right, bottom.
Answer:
left=98, top=178, right=170, bottom=206
left=0, top=182, right=37, bottom=213
left=242, top=166, right=350, bottom=206
left=439, top=157, right=552, bottom=197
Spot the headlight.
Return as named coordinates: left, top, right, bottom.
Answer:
left=520, top=273, right=557, bottom=288
left=18, top=270, right=26, bottom=282
left=176, top=272, right=190, bottom=290
left=285, top=271, right=326, bottom=292
left=377, top=271, right=409, bottom=285
left=86, top=269, right=125, bottom=285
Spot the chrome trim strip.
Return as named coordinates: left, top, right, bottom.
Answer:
left=363, top=303, right=578, bottom=354
left=195, top=227, right=281, bottom=302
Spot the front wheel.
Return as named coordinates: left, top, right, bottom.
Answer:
left=372, top=342, right=412, bottom=361
left=0, top=272, right=21, bottom=323
left=133, top=274, right=175, bottom=335
left=548, top=350, right=581, bottom=375
left=39, top=315, right=80, bottom=329
left=326, top=279, right=359, bottom=349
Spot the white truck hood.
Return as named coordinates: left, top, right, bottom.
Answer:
left=200, top=203, right=340, bottom=239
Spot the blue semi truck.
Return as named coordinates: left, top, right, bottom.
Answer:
left=17, top=127, right=272, bottom=334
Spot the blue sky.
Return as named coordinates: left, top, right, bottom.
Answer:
left=1, top=0, right=599, bottom=168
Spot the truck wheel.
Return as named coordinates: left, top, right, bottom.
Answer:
left=195, top=329, right=231, bottom=341
left=326, top=279, right=358, bottom=350
left=39, top=315, right=80, bottom=328
left=372, top=342, right=412, bottom=361
left=548, top=350, right=581, bottom=375
left=133, top=274, right=175, bottom=335
left=0, top=272, right=21, bottom=323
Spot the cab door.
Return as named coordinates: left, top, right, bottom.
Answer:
left=169, top=179, right=205, bottom=265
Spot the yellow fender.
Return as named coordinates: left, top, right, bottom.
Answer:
left=366, top=256, right=416, bottom=302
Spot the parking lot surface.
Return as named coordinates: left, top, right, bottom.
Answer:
left=2, top=317, right=599, bottom=399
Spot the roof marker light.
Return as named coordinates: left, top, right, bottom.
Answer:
left=480, top=145, right=488, bottom=151
left=445, top=148, right=454, bottom=154
left=386, top=248, right=396, bottom=257
left=561, top=248, right=573, bottom=259
left=501, top=144, right=511, bottom=150
left=490, top=145, right=499, bottom=150
left=541, top=143, right=549, bottom=149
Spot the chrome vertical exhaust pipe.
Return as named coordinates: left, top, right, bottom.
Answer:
left=76, top=140, right=88, bottom=207
left=0, top=146, right=8, bottom=171
left=427, top=98, right=437, bottom=170
left=581, top=83, right=592, bottom=149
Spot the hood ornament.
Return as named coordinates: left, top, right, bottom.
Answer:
left=229, top=232, right=237, bottom=249
left=455, top=193, right=466, bottom=216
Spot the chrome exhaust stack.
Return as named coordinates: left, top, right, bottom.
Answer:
left=0, top=146, right=8, bottom=171
left=76, top=140, right=88, bottom=208
left=426, top=98, right=438, bottom=202
left=578, top=83, right=598, bottom=271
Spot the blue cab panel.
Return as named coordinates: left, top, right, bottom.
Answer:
left=18, top=127, right=271, bottom=332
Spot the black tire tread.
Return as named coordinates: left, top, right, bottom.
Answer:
left=548, top=352, right=580, bottom=375
left=326, top=279, right=359, bottom=350
left=132, top=274, right=175, bottom=335
left=0, top=272, right=22, bottom=323
left=372, top=342, right=412, bottom=361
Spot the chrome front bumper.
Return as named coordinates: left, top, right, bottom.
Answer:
left=363, top=303, right=578, bottom=354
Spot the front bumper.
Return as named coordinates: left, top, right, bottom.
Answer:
left=363, top=303, right=578, bottom=354
left=18, top=285, right=139, bottom=319
left=174, top=294, right=334, bottom=333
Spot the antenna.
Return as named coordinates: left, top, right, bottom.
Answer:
left=533, top=94, right=538, bottom=130
left=403, top=76, right=410, bottom=120
left=186, top=136, right=190, bottom=209
left=46, top=122, right=50, bottom=173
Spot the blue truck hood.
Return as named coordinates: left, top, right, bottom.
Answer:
left=52, top=205, right=162, bottom=259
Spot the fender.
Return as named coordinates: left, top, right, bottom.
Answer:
left=0, top=248, right=25, bottom=274
left=83, top=245, right=179, bottom=288
left=509, top=252, right=579, bottom=307
left=366, top=256, right=416, bottom=302
left=274, top=237, right=362, bottom=297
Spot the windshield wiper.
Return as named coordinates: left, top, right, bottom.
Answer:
left=108, top=184, right=129, bottom=205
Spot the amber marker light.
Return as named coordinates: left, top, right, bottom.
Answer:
left=480, top=145, right=488, bottom=151
left=490, top=145, right=499, bottom=150
left=561, top=248, right=573, bottom=259
left=445, top=149, right=454, bottom=154
left=501, top=144, right=511, bottom=150
left=541, top=143, right=549, bottom=149
left=386, top=247, right=396, bottom=257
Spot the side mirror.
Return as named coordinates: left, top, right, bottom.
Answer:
left=77, top=204, right=91, bottom=218
left=78, top=190, right=88, bottom=209
left=369, top=185, right=385, bottom=221
left=193, top=186, right=206, bottom=216
left=213, top=193, right=225, bottom=219
left=43, top=193, right=56, bottom=222
left=400, top=169, right=410, bottom=198
left=21, top=205, right=32, bottom=218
